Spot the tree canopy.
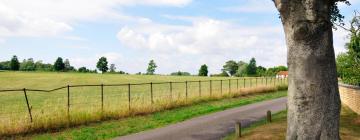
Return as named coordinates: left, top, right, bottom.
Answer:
left=97, top=57, right=109, bottom=73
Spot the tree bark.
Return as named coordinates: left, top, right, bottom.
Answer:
left=273, top=0, right=341, bottom=139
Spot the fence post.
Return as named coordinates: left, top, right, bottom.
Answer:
left=235, top=121, right=242, bottom=138
left=243, top=78, right=246, bottom=88
left=170, top=82, right=173, bottom=100
left=266, top=77, right=268, bottom=85
left=199, top=80, right=201, bottom=97
left=150, top=82, right=154, bottom=104
left=101, top=84, right=104, bottom=115
left=228, top=79, right=231, bottom=94
left=220, top=80, right=223, bottom=95
left=210, top=80, right=212, bottom=96
left=273, top=77, right=276, bottom=86
left=128, top=84, right=131, bottom=111
left=237, top=79, right=239, bottom=90
left=256, top=78, right=258, bottom=87
left=67, top=85, right=70, bottom=121
left=23, top=88, right=33, bottom=122
left=185, top=81, right=188, bottom=101
left=267, top=110, right=272, bottom=123
left=250, top=78, right=252, bottom=87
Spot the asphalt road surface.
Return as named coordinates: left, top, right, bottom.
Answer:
left=115, top=97, right=287, bottom=140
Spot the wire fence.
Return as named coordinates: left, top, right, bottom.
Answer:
left=0, top=77, right=287, bottom=127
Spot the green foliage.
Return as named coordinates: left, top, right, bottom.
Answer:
left=210, top=71, right=229, bottom=77
left=222, top=60, right=238, bottom=76
left=110, top=64, right=116, bottom=73
left=256, top=66, right=267, bottom=76
left=20, top=58, right=36, bottom=71
left=97, top=57, right=109, bottom=73
left=10, top=55, right=20, bottom=71
left=146, top=60, right=157, bottom=75
left=171, top=71, right=191, bottom=76
left=265, top=66, right=288, bottom=76
left=337, top=12, right=360, bottom=86
left=246, top=58, right=257, bottom=76
left=330, top=0, right=350, bottom=28
left=235, top=61, right=248, bottom=77
left=0, top=61, right=10, bottom=70
left=337, top=35, right=360, bottom=85
left=198, top=64, right=208, bottom=76
left=54, top=57, right=65, bottom=71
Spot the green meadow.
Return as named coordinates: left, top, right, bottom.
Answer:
left=0, top=71, right=287, bottom=136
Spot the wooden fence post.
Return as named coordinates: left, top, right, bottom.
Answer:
left=237, top=79, right=239, bottom=90
left=250, top=78, right=252, bottom=87
left=185, top=81, right=188, bottom=100
left=228, top=79, right=231, bottom=94
left=210, top=80, right=212, bottom=97
left=220, top=80, right=223, bottom=95
left=128, top=84, right=131, bottom=111
left=23, top=88, right=33, bottom=122
left=101, top=84, right=104, bottom=114
left=256, top=78, right=258, bottom=87
left=235, top=121, right=241, bottom=138
left=266, top=77, right=268, bottom=85
left=199, top=80, right=201, bottom=97
left=67, top=85, right=70, bottom=121
left=170, top=82, right=173, bottom=100
left=243, top=78, right=246, bottom=88
left=267, top=110, right=272, bottom=123
left=150, top=82, right=154, bottom=104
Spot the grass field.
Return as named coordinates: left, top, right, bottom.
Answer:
left=14, top=90, right=287, bottom=139
left=224, top=106, right=360, bottom=140
left=0, top=71, right=287, bottom=136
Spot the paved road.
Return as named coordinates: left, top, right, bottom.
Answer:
left=115, top=97, right=287, bottom=140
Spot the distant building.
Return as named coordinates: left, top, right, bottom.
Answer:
left=276, top=71, right=288, bottom=79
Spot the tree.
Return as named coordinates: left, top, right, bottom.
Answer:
left=109, top=64, right=116, bottom=73
left=97, top=57, right=108, bottom=73
left=20, top=58, right=36, bottom=71
left=246, top=58, right=257, bottom=76
left=337, top=12, right=360, bottom=85
left=170, top=71, right=191, bottom=76
left=146, top=60, right=157, bottom=75
left=54, top=57, right=65, bottom=71
left=235, top=61, right=248, bottom=77
left=10, top=55, right=20, bottom=71
left=64, top=59, right=74, bottom=71
left=222, top=60, right=238, bottom=76
left=78, top=67, right=89, bottom=73
left=272, top=0, right=348, bottom=139
left=198, top=64, right=208, bottom=76
left=256, top=66, right=267, bottom=77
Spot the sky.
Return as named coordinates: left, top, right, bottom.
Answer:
left=0, top=0, right=359, bottom=74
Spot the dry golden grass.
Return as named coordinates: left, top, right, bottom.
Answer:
left=0, top=85, right=287, bottom=137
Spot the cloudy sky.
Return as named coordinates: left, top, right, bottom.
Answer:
left=0, top=0, right=359, bottom=74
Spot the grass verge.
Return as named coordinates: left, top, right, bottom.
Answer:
left=224, top=106, right=360, bottom=140
left=6, top=90, right=287, bottom=140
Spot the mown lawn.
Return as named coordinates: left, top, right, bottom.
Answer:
left=7, top=90, right=288, bottom=140
left=224, top=106, right=360, bottom=140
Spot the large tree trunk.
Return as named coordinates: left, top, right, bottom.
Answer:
left=273, top=0, right=341, bottom=139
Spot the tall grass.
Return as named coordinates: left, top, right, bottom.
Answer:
left=0, top=84, right=287, bottom=137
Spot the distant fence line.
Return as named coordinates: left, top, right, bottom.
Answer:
left=0, top=77, right=287, bottom=123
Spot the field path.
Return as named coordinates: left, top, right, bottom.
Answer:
left=115, top=97, right=287, bottom=140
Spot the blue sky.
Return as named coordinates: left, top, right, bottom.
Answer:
left=0, top=0, right=359, bottom=74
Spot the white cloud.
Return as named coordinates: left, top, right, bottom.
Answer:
left=0, top=0, right=192, bottom=40
left=117, top=18, right=287, bottom=74
left=221, top=0, right=277, bottom=13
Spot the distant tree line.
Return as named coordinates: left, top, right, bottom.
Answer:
left=211, top=57, right=287, bottom=77
left=1, top=55, right=287, bottom=77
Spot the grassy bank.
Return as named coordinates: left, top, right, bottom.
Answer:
left=5, top=90, right=287, bottom=139
left=224, top=106, right=360, bottom=140
left=0, top=72, right=287, bottom=136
